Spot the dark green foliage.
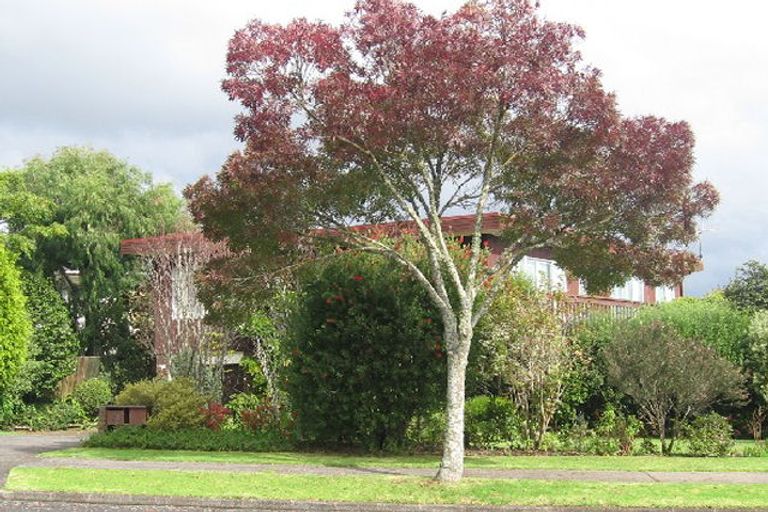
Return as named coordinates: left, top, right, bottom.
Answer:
left=723, top=260, right=768, bottom=312
left=0, top=244, right=30, bottom=407
left=84, top=426, right=292, bottom=451
left=114, top=378, right=208, bottom=430
left=604, top=320, right=745, bottom=455
left=684, top=413, right=734, bottom=457
left=71, top=378, right=113, bottom=417
left=5, top=147, right=186, bottom=385
left=632, top=295, right=749, bottom=365
left=464, top=396, right=521, bottom=449
left=557, top=313, right=620, bottom=427
left=17, top=272, right=79, bottom=402
left=286, top=252, right=445, bottom=450
left=12, top=399, right=89, bottom=431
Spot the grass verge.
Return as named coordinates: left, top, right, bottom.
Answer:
left=43, top=447, right=768, bottom=473
left=7, top=467, right=768, bottom=508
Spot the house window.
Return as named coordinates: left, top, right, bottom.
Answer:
left=515, top=256, right=567, bottom=291
left=610, top=278, right=645, bottom=302
left=171, top=265, right=206, bottom=320
left=655, top=285, right=677, bottom=303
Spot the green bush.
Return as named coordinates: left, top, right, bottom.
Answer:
left=464, top=396, right=520, bottom=449
left=71, top=378, right=113, bottom=417
left=114, top=378, right=207, bottom=431
left=84, top=426, right=292, bottom=451
left=590, top=406, right=642, bottom=455
left=684, top=413, right=734, bottom=457
left=13, top=399, right=89, bottom=431
left=286, top=252, right=445, bottom=450
left=633, top=295, right=749, bottom=365
left=0, top=243, right=31, bottom=407
left=114, top=379, right=165, bottom=411
left=404, top=410, right=446, bottom=451
left=17, top=271, right=79, bottom=403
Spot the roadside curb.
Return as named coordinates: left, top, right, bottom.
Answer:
left=0, top=491, right=761, bottom=512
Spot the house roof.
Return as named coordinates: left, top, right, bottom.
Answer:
left=341, top=212, right=509, bottom=237
left=121, top=232, right=223, bottom=256
left=120, top=213, right=510, bottom=256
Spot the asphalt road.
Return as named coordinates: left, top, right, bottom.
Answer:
left=0, top=432, right=84, bottom=486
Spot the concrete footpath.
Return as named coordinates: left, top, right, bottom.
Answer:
left=19, top=455, right=768, bottom=484
left=3, top=433, right=768, bottom=511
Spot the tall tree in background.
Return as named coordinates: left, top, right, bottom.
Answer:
left=186, top=0, right=717, bottom=481
left=724, top=260, right=768, bottom=313
left=2, top=147, right=187, bottom=384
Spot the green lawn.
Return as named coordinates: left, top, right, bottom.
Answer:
left=7, top=467, right=768, bottom=508
left=43, top=447, right=768, bottom=473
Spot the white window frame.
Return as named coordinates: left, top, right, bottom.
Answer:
left=515, top=256, right=567, bottom=292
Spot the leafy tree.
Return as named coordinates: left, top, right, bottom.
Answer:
left=16, top=272, right=79, bottom=403
left=632, top=294, right=749, bottom=365
left=557, top=313, right=621, bottom=426
left=472, top=276, right=573, bottom=448
left=286, top=252, right=445, bottom=450
left=5, top=147, right=187, bottom=385
left=186, top=0, right=716, bottom=480
left=0, top=243, right=31, bottom=409
left=723, top=260, right=768, bottom=312
left=604, top=320, right=744, bottom=455
left=0, top=171, right=66, bottom=257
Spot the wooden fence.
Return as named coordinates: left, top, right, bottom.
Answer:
left=56, top=356, right=101, bottom=397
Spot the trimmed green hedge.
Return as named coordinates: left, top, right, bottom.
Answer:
left=84, top=426, right=292, bottom=452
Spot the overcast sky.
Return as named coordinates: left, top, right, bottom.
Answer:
left=1, top=0, right=766, bottom=295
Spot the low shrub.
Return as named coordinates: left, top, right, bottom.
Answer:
left=84, top=426, right=292, bottom=451
left=684, top=412, right=734, bottom=457
left=71, top=378, right=113, bottom=417
left=464, top=396, right=520, bottom=449
left=201, top=403, right=231, bottom=431
left=742, top=441, right=768, bottom=457
left=13, top=399, right=90, bottom=431
left=404, top=410, right=445, bottom=451
left=591, top=406, right=642, bottom=455
left=114, top=379, right=164, bottom=412
left=226, top=393, right=263, bottom=420
left=114, top=378, right=208, bottom=431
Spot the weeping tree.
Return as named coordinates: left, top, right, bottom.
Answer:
left=186, top=0, right=717, bottom=481
left=3, top=147, right=187, bottom=386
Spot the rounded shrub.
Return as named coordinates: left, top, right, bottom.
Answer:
left=0, top=244, right=31, bottom=404
left=72, top=377, right=113, bottom=417
left=115, top=378, right=207, bottom=430
left=684, top=413, right=734, bottom=457
left=286, top=252, right=445, bottom=450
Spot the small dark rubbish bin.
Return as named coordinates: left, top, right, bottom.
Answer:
left=98, top=405, right=148, bottom=431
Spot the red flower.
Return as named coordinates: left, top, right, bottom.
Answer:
left=352, top=275, right=364, bottom=281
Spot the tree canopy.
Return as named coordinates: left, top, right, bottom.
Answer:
left=186, top=0, right=717, bottom=481
left=724, top=260, right=768, bottom=313
left=2, top=147, right=188, bottom=381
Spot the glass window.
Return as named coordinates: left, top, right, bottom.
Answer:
left=610, top=278, right=645, bottom=302
left=515, top=256, right=566, bottom=292
left=655, top=285, right=677, bottom=303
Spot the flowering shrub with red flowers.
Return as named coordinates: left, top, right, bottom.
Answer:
left=285, top=248, right=445, bottom=450
left=200, top=402, right=231, bottom=431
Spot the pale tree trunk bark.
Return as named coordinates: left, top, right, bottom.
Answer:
left=437, top=321, right=472, bottom=483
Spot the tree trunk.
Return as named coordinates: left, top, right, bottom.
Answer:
left=437, top=325, right=471, bottom=483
